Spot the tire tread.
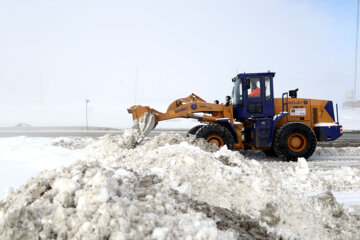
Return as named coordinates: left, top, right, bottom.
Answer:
left=196, top=124, right=234, bottom=149
left=186, top=125, right=204, bottom=137
left=273, top=122, right=317, bottom=161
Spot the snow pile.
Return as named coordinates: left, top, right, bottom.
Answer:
left=0, top=161, right=236, bottom=239
left=51, top=137, right=94, bottom=150
left=1, top=132, right=360, bottom=239
left=83, top=133, right=360, bottom=239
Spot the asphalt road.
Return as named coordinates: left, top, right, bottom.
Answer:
left=0, top=130, right=123, bottom=138
left=0, top=129, right=358, bottom=145
left=340, top=133, right=360, bottom=140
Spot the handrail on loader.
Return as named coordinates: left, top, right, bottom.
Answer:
left=282, top=92, right=289, bottom=113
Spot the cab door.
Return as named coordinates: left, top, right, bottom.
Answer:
left=245, top=75, right=274, bottom=118
left=263, top=75, right=275, bottom=117
left=245, top=76, right=263, bottom=117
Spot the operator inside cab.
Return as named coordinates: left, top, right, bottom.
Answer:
left=249, top=80, right=260, bottom=97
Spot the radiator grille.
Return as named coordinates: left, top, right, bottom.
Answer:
left=313, top=108, right=318, bottom=124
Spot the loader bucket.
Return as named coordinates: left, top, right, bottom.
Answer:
left=128, top=105, right=158, bottom=137
left=133, top=111, right=157, bottom=137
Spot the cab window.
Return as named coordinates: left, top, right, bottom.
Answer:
left=233, top=79, right=243, bottom=105
left=265, top=76, right=271, bottom=101
left=247, top=77, right=261, bottom=98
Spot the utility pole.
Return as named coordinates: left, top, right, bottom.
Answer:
left=355, top=0, right=360, bottom=104
left=39, top=72, right=43, bottom=105
left=134, top=67, right=138, bottom=105
left=85, top=98, right=90, bottom=129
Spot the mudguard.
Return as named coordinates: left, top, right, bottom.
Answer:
left=270, top=112, right=289, bottom=143
left=215, top=118, right=239, bottom=143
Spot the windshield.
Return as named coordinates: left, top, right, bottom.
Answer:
left=232, top=79, right=243, bottom=105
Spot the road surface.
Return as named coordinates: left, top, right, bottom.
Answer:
left=0, top=128, right=358, bottom=146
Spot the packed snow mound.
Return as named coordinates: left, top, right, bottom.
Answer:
left=51, top=137, right=94, bottom=150
left=0, top=162, right=237, bottom=240
left=1, top=132, right=360, bottom=240
left=83, top=132, right=360, bottom=239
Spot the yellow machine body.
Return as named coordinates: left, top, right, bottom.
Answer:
left=128, top=72, right=342, bottom=160
left=273, top=98, right=335, bottom=130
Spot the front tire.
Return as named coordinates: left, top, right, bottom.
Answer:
left=195, top=124, right=234, bottom=149
left=186, top=125, right=204, bottom=137
left=273, top=122, right=317, bottom=161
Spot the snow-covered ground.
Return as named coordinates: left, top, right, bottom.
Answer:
left=0, top=133, right=360, bottom=239
left=0, top=137, right=92, bottom=200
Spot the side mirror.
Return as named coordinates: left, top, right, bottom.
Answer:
left=246, top=78, right=250, bottom=89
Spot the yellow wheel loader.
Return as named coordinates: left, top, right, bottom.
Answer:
left=128, top=72, right=342, bottom=161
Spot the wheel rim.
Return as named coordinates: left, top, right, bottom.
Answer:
left=287, top=133, right=307, bottom=152
left=206, top=135, right=224, bottom=147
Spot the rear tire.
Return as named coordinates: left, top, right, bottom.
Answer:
left=186, top=125, right=204, bottom=137
left=273, top=122, right=317, bottom=161
left=196, top=124, right=234, bottom=149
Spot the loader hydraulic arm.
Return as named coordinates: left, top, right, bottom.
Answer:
left=128, top=93, right=234, bottom=136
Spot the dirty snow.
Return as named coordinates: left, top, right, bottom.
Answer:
left=82, top=133, right=360, bottom=239
left=0, top=162, right=236, bottom=239
left=0, top=132, right=360, bottom=239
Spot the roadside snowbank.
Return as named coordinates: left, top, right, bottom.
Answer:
left=1, top=132, right=360, bottom=239
left=0, top=162, right=237, bottom=239
left=83, top=132, right=360, bottom=239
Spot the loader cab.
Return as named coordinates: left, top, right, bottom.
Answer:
left=232, top=72, right=275, bottom=120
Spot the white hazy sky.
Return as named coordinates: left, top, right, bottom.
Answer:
left=0, top=0, right=357, bottom=127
